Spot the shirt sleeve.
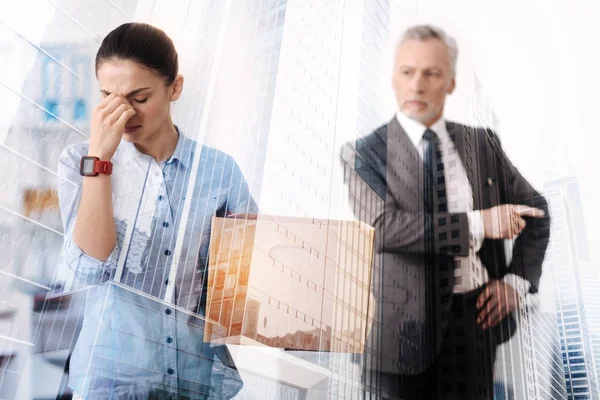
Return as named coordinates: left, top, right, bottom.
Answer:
left=225, top=157, right=259, bottom=215
left=467, top=210, right=485, bottom=253
left=56, top=144, right=119, bottom=285
left=502, top=272, right=532, bottom=296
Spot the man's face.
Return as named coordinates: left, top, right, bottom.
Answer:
left=392, top=38, right=456, bottom=127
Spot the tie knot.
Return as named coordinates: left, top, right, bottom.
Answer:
left=422, top=129, right=437, bottom=141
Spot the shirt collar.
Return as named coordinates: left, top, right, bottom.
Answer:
left=166, top=126, right=193, bottom=170
left=115, top=125, right=193, bottom=169
left=395, top=110, right=450, bottom=147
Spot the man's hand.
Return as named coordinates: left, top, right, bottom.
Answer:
left=476, top=279, right=519, bottom=330
left=481, top=204, right=545, bottom=239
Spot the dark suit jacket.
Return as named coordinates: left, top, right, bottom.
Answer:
left=342, top=117, right=550, bottom=377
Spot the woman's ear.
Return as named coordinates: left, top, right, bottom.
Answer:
left=170, top=75, right=184, bottom=102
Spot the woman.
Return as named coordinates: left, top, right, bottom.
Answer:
left=56, top=22, right=257, bottom=399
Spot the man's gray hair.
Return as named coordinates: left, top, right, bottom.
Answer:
left=397, top=24, right=458, bottom=76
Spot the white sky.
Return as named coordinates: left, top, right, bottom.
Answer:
left=390, top=0, right=600, bottom=262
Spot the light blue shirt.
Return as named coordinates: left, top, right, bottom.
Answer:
left=56, top=127, right=258, bottom=399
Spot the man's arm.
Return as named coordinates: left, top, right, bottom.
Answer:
left=341, top=133, right=471, bottom=258
left=372, top=198, right=471, bottom=257
left=475, top=130, right=550, bottom=330
left=490, top=130, right=551, bottom=294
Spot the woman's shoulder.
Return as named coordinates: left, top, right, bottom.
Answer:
left=58, top=141, right=90, bottom=169
left=196, top=144, right=238, bottom=167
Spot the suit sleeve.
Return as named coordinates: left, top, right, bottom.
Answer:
left=489, top=130, right=551, bottom=294
left=341, top=136, right=471, bottom=258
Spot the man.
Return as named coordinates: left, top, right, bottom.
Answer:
left=342, top=25, right=550, bottom=399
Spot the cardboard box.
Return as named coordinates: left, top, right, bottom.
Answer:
left=205, top=215, right=374, bottom=353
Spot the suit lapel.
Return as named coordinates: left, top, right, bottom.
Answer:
left=445, top=122, right=482, bottom=210
left=386, top=118, right=422, bottom=211
left=388, top=119, right=480, bottom=207
left=384, top=118, right=488, bottom=212
left=387, top=116, right=421, bottom=170
left=446, top=122, right=507, bottom=271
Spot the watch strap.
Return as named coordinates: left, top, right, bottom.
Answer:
left=93, top=160, right=113, bottom=175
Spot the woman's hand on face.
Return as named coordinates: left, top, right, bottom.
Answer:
left=88, top=93, right=136, bottom=160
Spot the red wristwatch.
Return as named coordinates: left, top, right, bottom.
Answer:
left=80, top=156, right=113, bottom=176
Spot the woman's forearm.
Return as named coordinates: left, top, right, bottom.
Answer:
left=72, top=174, right=117, bottom=261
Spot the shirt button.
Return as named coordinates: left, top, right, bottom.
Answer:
left=164, top=249, right=172, bottom=256
left=165, top=308, right=172, bottom=315
left=167, top=368, right=174, bottom=375
left=166, top=337, right=173, bottom=344
left=162, top=221, right=169, bottom=228
left=155, top=172, right=161, bottom=177
left=158, top=195, right=164, bottom=201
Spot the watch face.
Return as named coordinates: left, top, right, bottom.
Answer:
left=80, top=157, right=99, bottom=176
left=82, top=158, right=95, bottom=174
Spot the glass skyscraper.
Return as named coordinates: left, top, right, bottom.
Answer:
left=545, top=178, right=599, bottom=400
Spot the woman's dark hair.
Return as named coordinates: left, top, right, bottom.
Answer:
left=95, top=23, right=178, bottom=85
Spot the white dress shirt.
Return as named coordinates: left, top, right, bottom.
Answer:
left=395, top=111, right=529, bottom=294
